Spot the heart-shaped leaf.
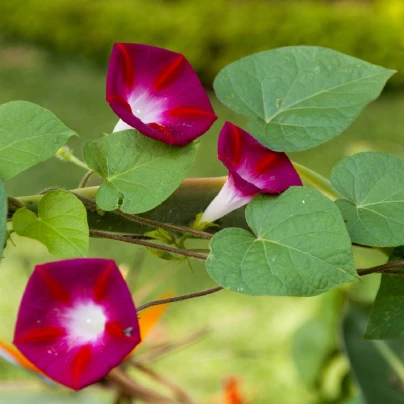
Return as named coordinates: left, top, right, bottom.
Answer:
left=331, top=152, right=404, bottom=247
left=214, top=46, right=394, bottom=152
left=83, top=130, right=198, bottom=214
left=12, top=190, right=88, bottom=257
left=365, top=247, right=404, bottom=340
left=206, top=187, right=357, bottom=296
left=0, top=101, right=77, bottom=180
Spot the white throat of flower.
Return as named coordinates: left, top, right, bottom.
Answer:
left=200, top=176, right=254, bottom=224
left=113, top=89, right=166, bottom=132
left=62, top=301, right=107, bottom=346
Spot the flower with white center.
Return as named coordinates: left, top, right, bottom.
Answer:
left=13, top=258, right=141, bottom=390
left=201, top=122, right=302, bottom=223
left=107, top=43, right=217, bottom=146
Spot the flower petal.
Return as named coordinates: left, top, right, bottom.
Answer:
left=14, top=258, right=141, bottom=390
left=218, top=122, right=302, bottom=192
left=201, top=173, right=257, bottom=224
left=107, top=43, right=217, bottom=146
left=201, top=122, right=302, bottom=222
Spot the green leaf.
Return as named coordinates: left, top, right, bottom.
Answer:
left=12, top=190, right=88, bottom=257
left=331, top=152, right=404, bottom=247
left=214, top=46, right=394, bottom=152
left=0, top=180, right=6, bottom=260
left=0, top=101, right=77, bottom=180
left=83, top=130, right=198, bottom=214
left=343, top=307, right=404, bottom=404
left=365, top=247, right=404, bottom=339
left=206, top=187, right=357, bottom=296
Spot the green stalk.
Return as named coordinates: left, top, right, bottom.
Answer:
left=293, top=162, right=341, bottom=201
left=55, top=146, right=89, bottom=170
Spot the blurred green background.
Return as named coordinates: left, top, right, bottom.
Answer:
left=0, top=0, right=403, bottom=403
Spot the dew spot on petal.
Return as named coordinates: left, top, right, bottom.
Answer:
left=123, top=327, right=134, bottom=337
left=148, top=122, right=174, bottom=144
left=167, top=107, right=217, bottom=119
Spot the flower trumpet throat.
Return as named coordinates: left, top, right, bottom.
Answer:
left=13, top=258, right=141, bottom=390
left=201, top=122, right=302, bottom=223
left=107, top=43, right=217, bottom=146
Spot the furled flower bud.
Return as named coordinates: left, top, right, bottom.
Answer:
left=107, top=43, right=217, bottom=146
left=201, top=122, right=302, bottom=223
left=13, top=258, right=141, bottom=390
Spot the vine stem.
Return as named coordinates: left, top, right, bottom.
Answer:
left=89, top=229, right=208, bottom=260
left=292, top=161, right=341, bottom=201
left=136, top=286, right=223, bottom=312
left=72, top=192, right=213, bottom=240
left=134, top=363, right=197, bottom=404
left=357, top=260, right=404, bottom=276
left=107, top=368, right=174, bottom=403
left=78, top=170, right=95, bottom=188
left=113, top=209, right=213, bottom=239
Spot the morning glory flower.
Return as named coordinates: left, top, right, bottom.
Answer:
left=13, top=258, right=141, bottom=390
left=107, top=43, right=217, bottom=146
left=201, top=122, right=302, bottom=223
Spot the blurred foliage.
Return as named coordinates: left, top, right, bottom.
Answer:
left=1, top=0, right=404, bottom=86
left=0, top=8, right=403, bottom=397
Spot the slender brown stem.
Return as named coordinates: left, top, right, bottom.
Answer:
left=357, top=260, right=404, bottom=276
left=72, top=192, right=213, bottom=239
left=132, top=328, right=210, bottom=365
left=113, top=210, right=213, bottom=239
left=189, top=248, right=211, bottom=254
left=137, top=286, right=223, bottom=312
left=107, top=368, right=174, bottom=403
left=89, top=229, right=208, bottom=260
left=78, top=170, right=95, bottom=188
left=134, top=363, right=197, bottom=404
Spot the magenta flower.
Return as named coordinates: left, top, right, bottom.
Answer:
left=107, top=43, right=217, bottom=146
left=201, top=122, right=302, bottom=223
left=13, top=259, right=141, bottom=390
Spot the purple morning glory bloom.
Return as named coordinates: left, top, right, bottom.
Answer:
left=107, top=43, right=217, bottom=146
left=13, top=259, right=141, bottom=390
left=201, top=122, right=302, bottom=223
